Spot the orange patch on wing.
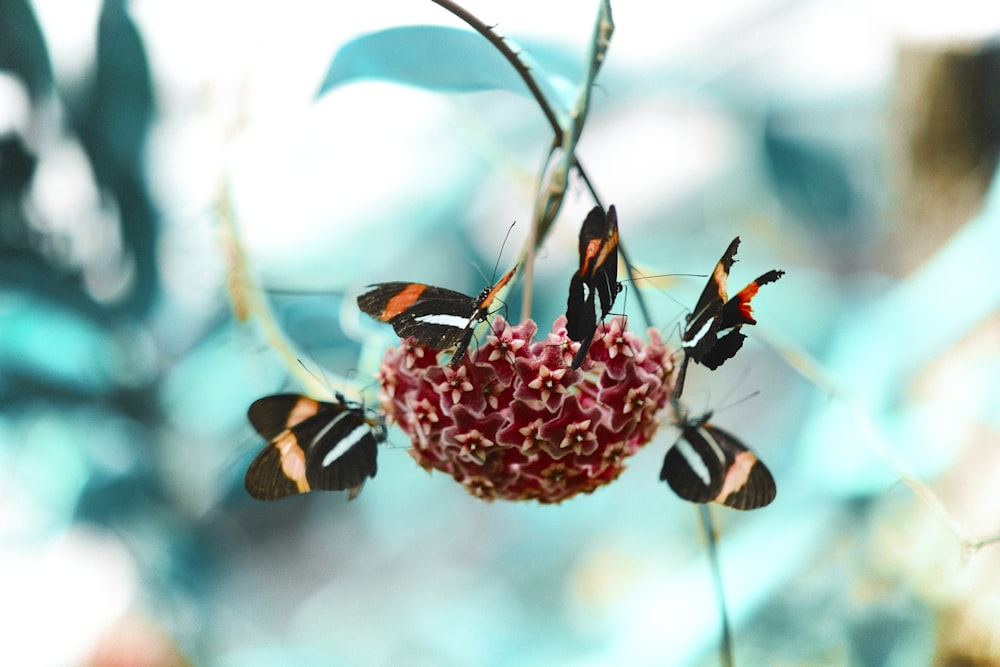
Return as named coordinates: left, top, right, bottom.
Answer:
left=715, top=450, right=756, bottom=504
left=594, top=232, right=619, bottom=271
left=382, top=284, right=427, bottom=319
left=712, top=262, right=730, bottom=301
left=275, top=432, right=310, bottom=492
left=286, top=397, right=321, bottom=428
left=580, top=238, right=605, bottom=274
left=734, top=282, right=761, bottom=323
left=581, top=230, right=618, bottom=277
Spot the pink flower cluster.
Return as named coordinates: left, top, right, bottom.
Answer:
left=377, top=315, right=674, bottom=503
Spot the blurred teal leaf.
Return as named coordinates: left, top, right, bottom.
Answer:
left=0, top=252, right=113, bottom=324
left=797, top=166, right=1000, bottom=496
left=763, top=120, right=857, bottom=227
left=0, top=292, right=116, bottom=397
left=0, top=134, right=36, bottom=197
left=70, top=0, right=158, bottom=317
left=92, top=0, right=154, bottom=174
left=318, top=25, right=572, bottom=119
left=0, top=0, right=53, bottom=102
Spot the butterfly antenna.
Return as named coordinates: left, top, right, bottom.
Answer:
left=296, top=357, right=331, bottom=395
left=296, top=357, right=363, bottom=404
left=716, top=387, right=762, bottom=415
left=492, top=220, right=518, bottom=281
left=620, top=270, right=707, bottom=310
left=618, top=239, right=656, bottom=330
left=470, top=221, right=518, bottom=285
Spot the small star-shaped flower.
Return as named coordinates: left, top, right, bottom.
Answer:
left=403, top=341, right=426, bottom=368
left=622, top=383, right=651, bottom=415
left=376, top=368, right=398, bottom=398
left=464, top=475, right=497, bottom=500
left=539, top=462, right=569, bottom=491
left=602, top=443, right=626, bottom=468
left=603, top=329, right=634, bottom=360
left=527, top=364, right=567, bottom=403
left=487, top=324, right=527, bottom=362
left=454, top=429, right=494, bottom=463
left=437, top=365, right=474, bottom=404
left=517, top=417, right=546, bottom=452
left=412, top=397, right=441, bottom=425
left=559, top=419, right=597, bottom=455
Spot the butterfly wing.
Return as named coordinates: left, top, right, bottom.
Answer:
left=661, top=420, right=775, bottom=510
left=704, top=424, right=775, bottom=509
left=566, top=206, right=621, bottom=369
left=565, top=271, right=592, bottom=342
left=591, top=205, right=620, bottom=320
left=687, top=237, right=739, bottom=325
left=302, top=408, right=379, bottom=493
left=695, top=269, right=785, bottom=369
left=446, top=264, right=518, bottom=366
left=661, top=423, right=727, bottom=504
left=245, top=395, right=380, bottom=501
left=358, top=282, right=477, bottom=349
left=681, top=237, right=740, bottom=361
left=358, top=266, right=517, bottom=366
left=245, top=444, right=304, bottom=500
left=697, top=329, right=747, bottom=370
left=719, top=269, right=785, bottom=328
left=569, top=284, right=600, bottom=369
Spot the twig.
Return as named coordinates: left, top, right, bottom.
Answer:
left=219, top=190, right=337, bottom=401
left=767, top=332, right=1000, bottom=556
left=699, top=505, right=735, bottom=667
left=428, top=0, right=562, bottom=142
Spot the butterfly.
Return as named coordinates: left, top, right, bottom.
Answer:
left=565, top=205, right=622, bottom=369
left=358, top=265, right=517, bottom=367
left=681, top=237, right=784, bottom=370
left=244, top=393, right=385, bottom=501
left=660, top=411, right=776, bottom=510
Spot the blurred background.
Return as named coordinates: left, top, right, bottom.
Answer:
left=2, top=0, right=999, bottom=665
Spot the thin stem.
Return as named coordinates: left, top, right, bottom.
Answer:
left=761, top=329, right=1000, bottom=555
left=429, top=1, right=653, bottom=331
left=220, top=199, right=324, bottom=398
left=429, top=0, right=562, bottom=143
left=574, top=157, right=604, bottom=209
left=699, top=504, right=735, bottom=667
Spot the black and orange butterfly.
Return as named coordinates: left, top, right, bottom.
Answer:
left=244, top=393, right=385, bottom=501
left=681, top=237, right=784, bottom=370
left=660, top=411, right=776, bottom=510
left=673, top=237, right=783, bottom=398
left=565, top=205, right=622, bottom=369
left=358, top=265, right=517, bottom=367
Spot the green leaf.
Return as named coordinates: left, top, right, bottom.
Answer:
left=92, top=0, right=154, bottom=176
left=74, top=0, right=158, bottom=317
left=0, top=0, right=53, bottom=102
left=318, top=24, right=571, bottom=117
